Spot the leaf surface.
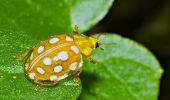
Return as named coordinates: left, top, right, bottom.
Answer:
left=0, top=31, right=81, bottom=100
left=79, top=34, right=163, bottom=100
left=0, top=0, right=113, bottom=39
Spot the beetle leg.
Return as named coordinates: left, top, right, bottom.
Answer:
left=73, top=77, right=81, bottom=83
left=35, top=85, right=41, bottom=91
left=72, top=25, right=79, bottom=35
left=72, top=69, right=82, bottom=83
left=38, top=81, right=59, bottom=87
left=75, top=68, right=82, bottom=77
left=84, top=55, right=98, bottom=64
left=72, top=75, right=81, bottom=83
left=13, top=48, right=33, bottom=61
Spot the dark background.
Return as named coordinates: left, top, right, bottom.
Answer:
left=87, top=0, right=170, bottom=100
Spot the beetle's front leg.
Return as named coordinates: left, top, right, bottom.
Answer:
left=13, top=48, right=33, bottom=61
left=84, top=55, right=97, bottom=64
left=72, top=25, right=79, bottom=35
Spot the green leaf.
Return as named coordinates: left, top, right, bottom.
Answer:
left=79, top=34, right=163, bottom=100
left=0, top=0, right=114, bottom=39
left=0, top=31, right=81, bottom=99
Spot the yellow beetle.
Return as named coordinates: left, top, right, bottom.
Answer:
left=14, top=26, right=97, bottom=87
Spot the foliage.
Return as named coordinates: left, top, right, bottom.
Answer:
left=0, top=0, right=163, bottom=100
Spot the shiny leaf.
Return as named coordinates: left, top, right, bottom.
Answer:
left=0, top=31, right=81, bottom=99
left=79, top=34, right=163, bottom=100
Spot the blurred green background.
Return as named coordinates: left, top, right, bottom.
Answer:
left=87, top=0, right=170, bottom=100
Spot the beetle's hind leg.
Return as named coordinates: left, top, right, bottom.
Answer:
left=13, top=48, right=33, bottom=61
left=35, top=85, right=41, bottom=91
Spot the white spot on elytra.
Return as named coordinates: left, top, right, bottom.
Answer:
left=70, top=62, right=78, bottom=70
left=50, top=75, right=57, bottom=81
left=53, top=51, right=68, bottom=61
left=66, top=36, right=73, bottom=41
left=37, top=67, right=45, bottom=74
left=29, top=73, right=35, bottom=79
left=71, top=45, right=79, bottom=54
left=49, top=37, right=59, bottom=44
left=54, top=65, right=63, bottom=73
left=37, top=46, right=44, bottom=54
left=43, top=57, right=52, bottom=66
left=58, top=74, right=68, bottom=81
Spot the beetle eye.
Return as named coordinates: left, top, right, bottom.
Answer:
left=96, top=42, right=99, bottom=48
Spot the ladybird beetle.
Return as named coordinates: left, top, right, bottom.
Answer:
left=14, top=26, right=97, bottom=86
